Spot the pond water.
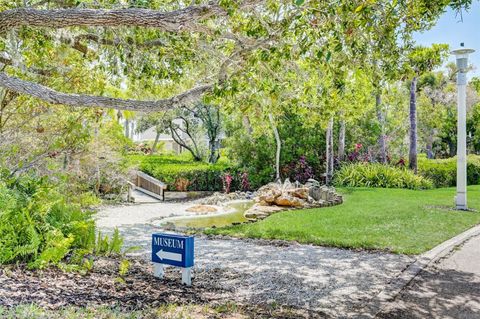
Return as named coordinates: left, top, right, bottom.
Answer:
left=159, top=201, right=253, bottom=229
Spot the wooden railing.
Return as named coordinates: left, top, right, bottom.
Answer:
left=135, top=171, right=167, bottom=201
left=123, top=178, right=136, bottom=202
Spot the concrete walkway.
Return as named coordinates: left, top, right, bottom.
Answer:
left=131, top=189, right=162, bottom=203
left=378, top=233, right=480, bottom=318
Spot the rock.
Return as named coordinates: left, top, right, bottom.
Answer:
left=245, top=180, right=343, bottom=221
left=258, top=189, right=281, bottom=204
left=286, top=187, right=309, bottom=199
left=305, top=178, right=321, bottom=188
left=257, top=182, right=282, bottom=194
left=196, top=191, right=252, bottom=205
left=274, top=195, right=304, bottom=207
left=185, top=205, right=218, bottom=213
left=244, top=204, right=284, bottom=220
left=257, top=200, right=271, bottom=206
left=244, top=211, right=269, bottom=220
left=281, top=179, right=294, bottom=191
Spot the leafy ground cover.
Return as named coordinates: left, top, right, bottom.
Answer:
left=206, top=186, right=480, bottom=254
left=334, top=162, right=434, bottom=189
left=0, top=174, right=123, bottom=270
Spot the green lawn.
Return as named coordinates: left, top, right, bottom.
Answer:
left=206, top=186, right=480, bottom=254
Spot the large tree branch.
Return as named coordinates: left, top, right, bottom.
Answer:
left=0, top=4, right=228, bottom=34
left=0, top=1, right=262, bottom=110
left=0, top=72, right=213, bottom=111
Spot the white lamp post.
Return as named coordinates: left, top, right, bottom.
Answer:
left=451, top=43, right=475, bottom=210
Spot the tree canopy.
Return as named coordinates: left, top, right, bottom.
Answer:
left=0, top=0, right=471, bottom=114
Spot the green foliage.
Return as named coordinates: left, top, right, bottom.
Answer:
left=0, top=174, right=123, bottom=269
left=334, top=163, right=433, bottom=189
left=418, top=155, right=480, bottom=187
left=130, top=154, right=231, bottom=191
left=224, top=131, right=275, bottom=189
left=94, top=228, right=123, bottom=256
left=406, top=44, right=449, bottom=76
left=118, top=259, right=130, bottom=277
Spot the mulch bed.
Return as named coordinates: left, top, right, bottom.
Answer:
left=0, top=257, right=327, bottom=318
left=0, top=257, right=225, bottom=310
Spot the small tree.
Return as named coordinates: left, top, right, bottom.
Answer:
left=135, top=113, right=165, bottom=154
left=184, top=103, right=222, bottom=164
left=166, top=109, right=204, bottom=161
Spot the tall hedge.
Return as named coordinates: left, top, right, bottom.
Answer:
left=418, top=155, right=480, bottom=187
left=131, top=155, right=230, bottom=191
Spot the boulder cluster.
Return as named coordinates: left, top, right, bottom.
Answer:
left=244, top=179, right=343, bottom=221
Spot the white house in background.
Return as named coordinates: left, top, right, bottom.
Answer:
left=120, top=118, right=185, bottom=154
left=120, top=117, right=224, bottom=155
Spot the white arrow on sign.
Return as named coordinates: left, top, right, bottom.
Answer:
left=156, top=249, right=182, bottom=262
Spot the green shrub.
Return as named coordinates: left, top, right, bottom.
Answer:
left=130, top=154, right=231, bottom=191
left=334, top=163, right=433, bottom=189
left=0, top=174, right=122, bottom=269
left=129, top=154, right=272, bottom=191
left=418, top=155, right=480, bottom=187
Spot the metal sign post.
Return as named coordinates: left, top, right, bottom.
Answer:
left=152, top=233, right=194, bottom=286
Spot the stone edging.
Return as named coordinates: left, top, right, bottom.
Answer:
left=360, top=223, right=480, bottom=318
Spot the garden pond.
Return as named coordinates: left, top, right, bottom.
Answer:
left=158, top=201, right=253, bottom=229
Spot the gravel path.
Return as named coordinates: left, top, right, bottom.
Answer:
left=97, top=202, right=415, bottom=317
left=96, top=201, right=226, bottom=228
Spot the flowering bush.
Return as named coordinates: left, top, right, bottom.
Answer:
left=284, top=155, right=314, bottom=184
left=222, top=173, right=233, bottom=193
left=347, top=143, right=363, bottom=162
left=240, top=171, right=250, bottom=191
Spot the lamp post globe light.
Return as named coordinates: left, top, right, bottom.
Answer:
left=451, top=43, right=475, bottom=210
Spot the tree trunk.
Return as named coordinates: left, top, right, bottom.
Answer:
left=124, top=119, right=130, bottom=138
left=269, top=113, right=281, bottom=182
left=408, top=77, right=418, bottom=173
left=243, top=115, right=253, bottom=136
left=116, top=110, right=123, bottom=122
left=449, top=141, right=456, bottom=157
left=169, top=122, right=202, bottom=161
left=94, top=126, right=100, bottom=194
left=208, top=138, right=219, bottom=164
left=375, top=92, right=387, bottom=163
left=151, top=130, right=161, bottom=154
left=63, top=152, right=69, bottom=170
left=326, top=117, right=334, bottom=185
left=426, top=132, right=434, bottom=159
left=338, top=119, right=346, bottom=161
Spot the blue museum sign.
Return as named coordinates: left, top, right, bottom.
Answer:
left=151, top=233, right=194, bottom=268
